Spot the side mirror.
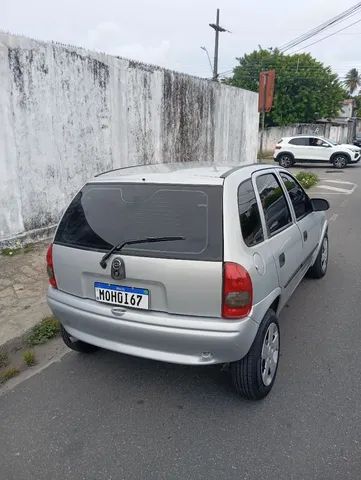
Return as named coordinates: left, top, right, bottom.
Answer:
left=322, top=143, right=331, bottom=147
left=311, top=198, right=330, bottom=211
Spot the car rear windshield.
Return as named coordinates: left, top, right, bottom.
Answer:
left=54, top=182, right=223, bottom=261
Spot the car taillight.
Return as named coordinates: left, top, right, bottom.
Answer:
left=222, top=262, right=252, bottom=319
left=46, top=243, right=57, bottom=288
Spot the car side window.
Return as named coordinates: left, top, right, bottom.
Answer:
left=289, top=138, right=308, bottom=146
left=310, top=137, right=323, bottom=147
left=256, top=173, right=292, bottom=236
left=238, top=179, right=264, bottom=246
left=280, top=173, right=313, bottom=220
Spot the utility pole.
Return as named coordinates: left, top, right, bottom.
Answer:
left=209, top=9, right=228, bottom=81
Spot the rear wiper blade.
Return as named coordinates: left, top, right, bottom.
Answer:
left=99, top=236, right=185, bottom=269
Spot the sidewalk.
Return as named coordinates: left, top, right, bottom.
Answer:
left=0, top=241, right=51, bottom=346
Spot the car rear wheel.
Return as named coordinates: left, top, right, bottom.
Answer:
left=60, top=325, right=98, bottom=353
left=332, top=154, right=347, bottom=169
left=307, top=234, right=328, bottom=279
left=278, top=153, right=294, bottom=168
left=230, top=310, right=280, bottom=400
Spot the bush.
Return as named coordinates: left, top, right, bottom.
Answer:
left=23, top=350, right=36, bottom=367
left=295, top=171, right=319, bottom=189
left=27, top=317, right=60, bottom=346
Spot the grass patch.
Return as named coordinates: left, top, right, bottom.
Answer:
left=23, top=350, right=36, bottom=367
left=0, top=351, right=9, bottom=368
left=0, top=367, right=20, bottom=384
left=1, top=243, right=34, bottom=256
left=27, top=317, right=60, bottom=346
left=1, top=247, right=22, bottom=256
left=295, top=171, right=319, bottom=190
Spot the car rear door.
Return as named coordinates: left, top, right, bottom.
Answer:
left=288, top=137, right=312, bottom=160
left=52, top=182, right=224, bottom=318
left=277, top=171, right=321, bottom=270
left=253, top=171, right=304, bottom=301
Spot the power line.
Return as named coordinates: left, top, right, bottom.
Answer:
left=280, top=4, right=361, bottom=51
left=292, top=17, right=361, bottom=52
left=278, top=2, right=361, bottom=52
left=221, top=63, right=361, bottom=73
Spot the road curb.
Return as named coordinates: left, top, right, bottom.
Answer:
left=0, top=327, right=34, bottom=355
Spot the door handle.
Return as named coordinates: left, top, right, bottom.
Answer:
left=279, top=252, right=285, bottom=268
left=303, top=230, right=308, bottom=241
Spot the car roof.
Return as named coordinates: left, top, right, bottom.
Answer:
left=89, top=162, right=279, bottom=185
left=283, top=135, right=322, bottom=140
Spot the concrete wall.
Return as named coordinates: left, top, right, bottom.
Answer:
left=259, top=123, right=352, bottom=153
left=0, top=33, right=259, bottom=244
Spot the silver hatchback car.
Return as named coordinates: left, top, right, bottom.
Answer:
left=47, top=163, right=329, bottom=400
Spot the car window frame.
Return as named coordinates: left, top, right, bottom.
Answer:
left=252, top=170, right=294, bottom=240
left=237, top=178, right=266, bottom=248
left=275, top=170, right=313, bottom=222
left=309, top=137, right=327, bottom=148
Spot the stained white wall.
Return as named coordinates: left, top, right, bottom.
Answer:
left=0, top=32, right=259, bottom=243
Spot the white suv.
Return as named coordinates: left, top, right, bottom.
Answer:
left=274, top=135, right=361, bottom=169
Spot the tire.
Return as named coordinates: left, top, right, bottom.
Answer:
left=307, top=234, right=328, bottom=279
left=60, top=324, right=98, bottom=353
left=278, top=153, right=294, bottom=168
left=230, top=310, right=280, bottom=400
left=332, top=154, right=348, bottom=169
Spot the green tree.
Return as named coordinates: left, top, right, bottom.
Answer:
left=226, top=49, right=346, bottom=126
left=344, top=68, right=361, bottom=95
left=353, top=94, right=361, bottom=117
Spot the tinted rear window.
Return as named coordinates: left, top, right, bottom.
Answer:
left=55, top=183, right=223, bottom=261
left=289, top=137, right=309, bottom=146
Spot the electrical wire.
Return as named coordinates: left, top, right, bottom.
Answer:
left=292, top=17, right=361, bottom=52
left=279, top=2, right=361, bottom=52
left=280, top=5, right=361, bottom=51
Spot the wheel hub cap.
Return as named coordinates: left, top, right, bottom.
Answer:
left=281, top=156, right=290, bottom=166
left=335, top=156, right=345, bottom=168
left=261, top=322, right=279, bottom=386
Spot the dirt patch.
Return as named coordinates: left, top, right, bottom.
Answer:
left=0, top=240, right=51, bottom=346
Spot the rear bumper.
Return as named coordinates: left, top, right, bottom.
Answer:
left=47, top=288, right=259, bottom=365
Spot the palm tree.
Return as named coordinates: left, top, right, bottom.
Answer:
left=344, top=68, right=361, bottom=95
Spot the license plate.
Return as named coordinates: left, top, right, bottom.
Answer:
left=94, top=282, right=149, bottom=309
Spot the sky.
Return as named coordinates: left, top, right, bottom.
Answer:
left=2, top=0, right=361, bottom=80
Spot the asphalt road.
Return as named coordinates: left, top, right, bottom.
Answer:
left=1, top=164, right=361, bottom=480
